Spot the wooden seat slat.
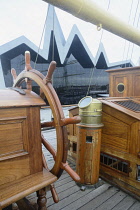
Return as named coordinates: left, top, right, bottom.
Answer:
left=0, top=168, right=57, bottom=208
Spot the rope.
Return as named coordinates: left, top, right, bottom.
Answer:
left=124, top=0, right=139, bottom=67
left=86, top=22, right=104, bottom=96
left=52, top=6, right=55, bottom=61
left=122, top=0, right=134, bottom=65
left=86, top=0, right=110, bottom=96
left=51, top=6, right=55, bottom=119
left=86, top=67, right=95, bottom=96
left=34, top=9, right=48, bottom=69
left=129, top=1, right=140, bottom=63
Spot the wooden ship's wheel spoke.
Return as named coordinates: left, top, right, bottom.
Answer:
left=12, top=51, right=80, bottom=179
left=10, top=51, right=80, bottom=208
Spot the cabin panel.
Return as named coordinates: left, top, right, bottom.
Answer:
left=0, top=107, right=30, bottom=186
left=106, top=67, right=140, bottom=97
left=100, top=164, right=140, bottom=190
left=133, top=73, right=140, bottom=96
left=0, top=118, right=27, bottom=156
left=27, top=107, right=43, bottom=174
left=0, top=105, right=43, bottom=187
left=102, top=112, right=130, bottom=152
left=100, top=97, right=140, bottom=197
left=0, top=108, right=26, bottom=119
left=0, top=156, right=30, bottom=186
left=102, top=104, right=137, bottom=125
left=113, top=75, right=128, bottom=97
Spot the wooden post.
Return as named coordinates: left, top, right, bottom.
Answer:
left=76, top=124, right=103, bottom=185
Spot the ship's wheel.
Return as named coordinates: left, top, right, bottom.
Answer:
left=11, top=51, right=80, bottom=182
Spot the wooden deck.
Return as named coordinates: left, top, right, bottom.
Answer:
left=23, top=128, right=140, bottom=210
left=11, top=106, right=140, bottom=209
left=44, top=161, right=140, bottom=210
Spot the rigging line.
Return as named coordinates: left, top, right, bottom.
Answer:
left=86, top=67, right=95, bottom=96
left=125, top=0, right=139, bottom=66
left=86, top=22, right=104, bottom=96
left=86, top=0, right=110, bottom=96
left=51, top=6, right=55, bottom=119
left=122, top=0, right=134, bottom=63
left=52, top=6, right=55, bottom=61
left=51, top=5, right=55, bottom=89
left=129, top=4, right=140, bottom=62
left=34, top=11, right=48, bottom=69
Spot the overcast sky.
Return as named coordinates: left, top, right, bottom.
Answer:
left=1, top=0, right=140, bottom=65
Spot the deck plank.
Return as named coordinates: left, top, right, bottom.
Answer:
left=47, top=187, right=93, bottom=210
left=111, top=195, right=136, bottom=210
left=95, top=190, right=127, bottom=210
left=68, top=185, right=118, bottom=210
left=47, top=184, right=80, bottom=207
left=128, top=201, right=140, bottom=210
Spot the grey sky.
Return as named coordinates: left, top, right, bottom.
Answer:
left=1, top=0, right=140, bottom=65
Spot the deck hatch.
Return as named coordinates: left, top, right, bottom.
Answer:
left=113, top=100, right=140, bottom=112
left=100, top=153, right=129, bottom=175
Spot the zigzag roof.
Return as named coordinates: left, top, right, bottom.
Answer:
left=0, top=5, right=133, bottom=68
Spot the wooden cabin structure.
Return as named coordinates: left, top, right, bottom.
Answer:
left=106, top=66, right=140, bottom=97
left=67, top=95, right=140, bottom=198
left=100, top=97, right=140, bottom=198
left=0, top=89, right=57, bottom=209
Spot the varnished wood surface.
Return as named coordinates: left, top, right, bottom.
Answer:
left=0, top=90, right=45, bottom=108
left=76, top=127, right=102, bottom=185
left=0, top=106, right=43, bottom=188
left=106, top=67, right=140, bottom=97
left=99, top=97, right=140, bottom=198
left=99, top=97, right=140, bottom=121
left=0, top=168, right=57, bottom=208
left=0, top=87, right=47, bottom=209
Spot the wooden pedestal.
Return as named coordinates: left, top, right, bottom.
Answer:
left=76, top=124, right=102, bottom=185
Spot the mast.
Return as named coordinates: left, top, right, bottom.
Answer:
left=43, top=0, right=140, bottom=46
